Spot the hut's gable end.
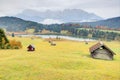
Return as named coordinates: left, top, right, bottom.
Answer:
left=92, top=48, right=113, bottom=60
left=90, top=42, right=115, bottom=60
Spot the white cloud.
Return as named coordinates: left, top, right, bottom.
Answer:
left=40, top=19, right=63, bottom=24
left=40, top=19, right=62, bottom=24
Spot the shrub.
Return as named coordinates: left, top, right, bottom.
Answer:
left=9, top=40, right=22, bottom=49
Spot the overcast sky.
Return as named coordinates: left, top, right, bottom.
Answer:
left=0, top=0, right=120, bottom=19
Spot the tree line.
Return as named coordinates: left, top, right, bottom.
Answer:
left=33, top=24, right=120, bottom=41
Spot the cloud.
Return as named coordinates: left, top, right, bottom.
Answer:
left=40, top=19, right=63, bottom=24
left=0, top=0, right=120, bottom=18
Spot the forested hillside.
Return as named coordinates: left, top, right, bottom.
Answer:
left=81, top=17, right=120, bottom=28
left=0, top=16, right=120, bottom=41
left=0, top=16, right=43, bottom=31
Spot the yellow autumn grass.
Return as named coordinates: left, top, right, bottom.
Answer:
left=0, top=36, right=120, bottom=80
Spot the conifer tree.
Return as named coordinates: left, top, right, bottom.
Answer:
left=0, top=29, right=9, bottom=49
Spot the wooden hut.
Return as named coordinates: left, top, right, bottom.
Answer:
left=51, top=42, right=56, bottom=46
left=89, top=42, right=115, bottom=60
left=27, top=45, right=35, bottom=51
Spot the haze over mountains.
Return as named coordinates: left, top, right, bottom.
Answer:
left=16, top=9, right=103, bottom=24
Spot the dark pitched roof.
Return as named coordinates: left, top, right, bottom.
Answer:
left=27, top=45, right=35, bottom=48
left=89, top=42, right=116, bottom=55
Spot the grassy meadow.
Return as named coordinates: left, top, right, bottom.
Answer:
left=0, top=36, right=120, bottom=80
left=78, top=28, right=120, bottom=33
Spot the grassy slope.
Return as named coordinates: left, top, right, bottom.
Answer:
left=0, top=36, right=120, bottom=80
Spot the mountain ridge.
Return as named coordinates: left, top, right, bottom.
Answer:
left=0, top=16, right=120, bottom=32
left=0, top=16, right=42, bottom=31
left=80, top=16, right=120, bottom=28
left=16, top=9, right=103, bottom=23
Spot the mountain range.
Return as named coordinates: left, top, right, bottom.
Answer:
left=0, top=16, right=120, bottom=32
left=16, top=9, right=103, bottom=23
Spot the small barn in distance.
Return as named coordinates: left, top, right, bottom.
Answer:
left=27, top=45, right=35, bottom=51
left=89, top=42, right=116, bottom=60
